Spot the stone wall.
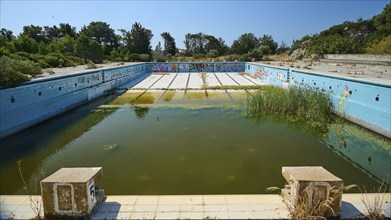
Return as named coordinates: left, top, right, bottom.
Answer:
left=323, top=54, right=391, bottom=65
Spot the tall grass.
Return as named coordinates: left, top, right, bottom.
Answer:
left=246, top=86, right=334, bottom=129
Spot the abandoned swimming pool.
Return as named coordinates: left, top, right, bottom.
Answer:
left=0, top=89, right=389, bottom=195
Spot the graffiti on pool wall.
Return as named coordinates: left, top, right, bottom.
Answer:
left=254, top=66, right=269, bottom=80
left=215, top=63, right=245, bottom=72
left=189, top=63, right=214, bottom=72
left=151, top=63, right=177, bottom=72
left=338, top=85, right=351, bottom=112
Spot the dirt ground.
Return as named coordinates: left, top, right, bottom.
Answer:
left=34, top=61, right=390, bottom=85
left=258, top=60, right=390, bottom=84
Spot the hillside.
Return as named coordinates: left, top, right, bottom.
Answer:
left=290, top=2, right=391, bottom=58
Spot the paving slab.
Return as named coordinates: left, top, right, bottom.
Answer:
left=187, top=73, right=204, bottom=89
left=204, top=72, right=222, bottom=87
left=226, top=72, right=255, bottom=86
left=215, top=72, right=239, bottom=86
left=246, top=76, right=265, bottom=85
left=169, top=73, right=189, bottom=89
left=150, top=73, right=177, bottom=89
left=132, top=74, right=161, bottom=89
left=1, top=194, right=390, bottom=219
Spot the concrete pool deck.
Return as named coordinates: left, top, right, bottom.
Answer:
left=1, top=193, right=390, bottom=219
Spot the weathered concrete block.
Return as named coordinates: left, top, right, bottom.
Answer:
left=281, top=166, right=344, bottom=217
left=40, top=167, right=105, bottom=219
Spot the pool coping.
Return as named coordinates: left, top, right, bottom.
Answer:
left=1, top=193, right=390, bottom=219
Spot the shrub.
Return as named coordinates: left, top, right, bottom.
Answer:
left=44, top=55, right=64, bottom=67
left=138, top=54, right=151, bottom=62
left=239, top=53, right=251, bottom=61
left=192, top=53, right=205, bottom=60
left=246, top=86, right=333, bottom=129
left=0, top=56, right=39, bottom=87
left=86, top=61, right=98, bottom=69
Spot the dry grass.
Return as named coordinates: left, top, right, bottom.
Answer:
left=360, top=180, right=390, bottom=220
left=267, top=184, right=357, bottom=219
left=206, top=85, right=271, bottom=90
left=200, top=72, right=208, bottom=88
left=17, top=160, right=43, bottom=219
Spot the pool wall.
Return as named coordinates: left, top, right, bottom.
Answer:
left=0, top=63, right=150, bottom=139
left=245, top=63, right=391, bottom=138
left=1, top=62, right=390, bottom=139
left=149, top=62, right=245, bottom=72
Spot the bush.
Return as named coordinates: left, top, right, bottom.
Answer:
left=192, top=53, right=205, bottom=60
left=239, top=53, right=251, bottom=61
left=44, top=55, right=64, bottom=67
left=0, top=56, right=42, bottom=87
left=139, top=54, right=151, bottom=62
left=86, top=61, right=98, bottom=69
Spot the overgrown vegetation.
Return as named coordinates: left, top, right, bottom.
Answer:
left=267, top=185, right=357, bottom=219
left=0, top=2, right=389, bottom=87
left=360, top=179, right=391, bottom=220
left=17, top=159, right=43, bottom=219
left=290, top=2, right=391, bottom=57
left=245, top=86, right=334, bottom=130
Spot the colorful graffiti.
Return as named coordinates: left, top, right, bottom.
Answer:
left=149, top=62, right=245, bottom=72
left=151, top=63, right=177, bottom=72
left=254, top=66, right=269, bottom=80
left=338, top=85, right=351, bottom=112
left=215, top=63, right=245, bottom=72
left=187, top=63, right=214, bottom=72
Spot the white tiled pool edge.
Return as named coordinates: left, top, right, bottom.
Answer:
left=1, top=193, right=390, bottom=219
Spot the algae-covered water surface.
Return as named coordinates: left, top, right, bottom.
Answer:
left=0, top=91, right=389, bottom=195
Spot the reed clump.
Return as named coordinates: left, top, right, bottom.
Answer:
left=246, top=86, right=333, bottom=129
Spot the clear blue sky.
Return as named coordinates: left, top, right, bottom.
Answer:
left=0, top=0, right=388, bottom=49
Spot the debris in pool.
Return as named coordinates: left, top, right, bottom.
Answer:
left=104, top=144, right=119, bottom=151
left=178, top=155, right=186, bottom=161
left=139, top=175, right=151, bottom=181
left=248, top=148, right=256, bottom=153
left=227, top=175, right=237, bottom=180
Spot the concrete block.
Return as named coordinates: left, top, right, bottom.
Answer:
left=281, top=166, right=344, bottom=217
left=40, top=167, right=105, bottom=219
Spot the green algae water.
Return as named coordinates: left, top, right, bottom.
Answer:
left=0, top=91, right=390, bottom=195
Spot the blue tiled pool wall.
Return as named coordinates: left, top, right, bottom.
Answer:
left=1, top=62, right=390, bottom=139
left=0, top=63, right=149, bottom=139
left=245, top=63, right=391, bottom=138
left=148, top=62, right=246, bottom=72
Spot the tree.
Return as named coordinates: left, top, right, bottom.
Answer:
left=1, top=28, right=14, bottom=41
left=75, top=35, right=91, bottom=63
left=152, top=42, right=165, bottom=61
left=89, top=40, right=104, bottom=63
left=22, top=25, right=44, bottom=42
left=59, top=23, right=77, bottom=38
left=230, top=33, right=259, bottom=54
left=121, top=22, right=153, bottom=55
left=81, top=21, right=118, bottom=55
left=259, top=34, right=278, bottom=54
left=161, top=32, right=177, bottom=55
left=43, top=25, right=60, bottom=41
left=14, top=35, right=38, bottom=53
left=276, top=41, right=290, bottom=54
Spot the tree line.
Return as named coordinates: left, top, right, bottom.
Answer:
left=0, top=2, right=389, bottom=87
